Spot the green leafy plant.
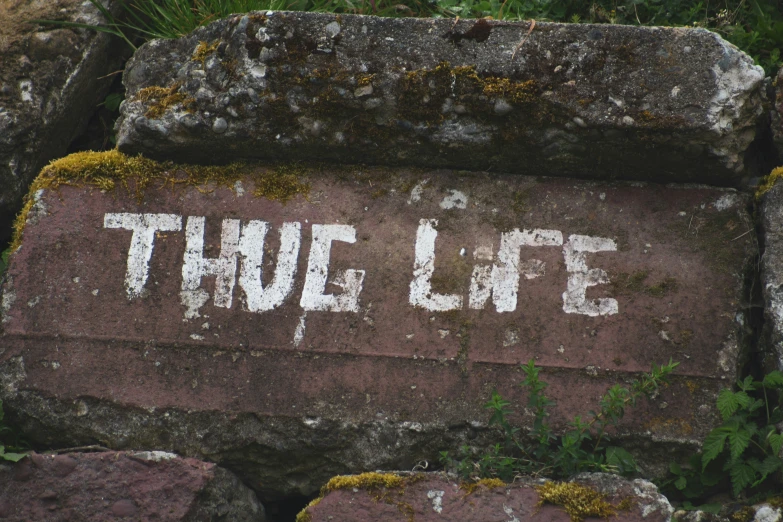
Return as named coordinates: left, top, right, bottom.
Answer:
left=659, top=371, right=783, bottom=502
left=0, top=400, right=28, bottom=463
left=441, top=359, right=678, bottom=480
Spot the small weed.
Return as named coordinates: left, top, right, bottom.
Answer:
left=659, top=370, right=783, bottom=502
left=441, top=358, right=678, bottom=481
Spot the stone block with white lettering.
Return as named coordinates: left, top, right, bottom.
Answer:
left=116, top=11, right=766, bottom=186
left=0, top=152, right=754, bottom=499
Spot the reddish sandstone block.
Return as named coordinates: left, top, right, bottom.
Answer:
left=0, top=154, right=754, bottom=497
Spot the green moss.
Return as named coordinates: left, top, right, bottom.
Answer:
left=645, top=277, right=677, bottom=297
left=611, top=271, right=677, bottom=297
left=11, top=151, right=310, bottom=252
left=535, top=481, right=616, bottom=522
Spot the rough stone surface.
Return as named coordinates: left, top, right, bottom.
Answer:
left=299, top=471, right=673, bottom=522
left=0, top=0, right=126, bottom=245
left=0, top=450, right=266, bottom=521
left=0, top=164, right=755, bottom=499
left=116, top=11, right=765, bottom=187
left=773, top=68, right=783, bottom=163
left=761, top=181, right=783, bottom=371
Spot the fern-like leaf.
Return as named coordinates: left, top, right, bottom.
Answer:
left=729, top=462, right=756, bottom=498
left=763, top=371, right=783, bottom=388
left=717, top=390, right=742, bottom=420
left=769, top=433, right=783, bottom=455
left=729, top=426, right=751, bottom=460
left=702, top=429, right=729, bottom=469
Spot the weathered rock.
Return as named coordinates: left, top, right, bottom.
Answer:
left=0, top=0, right=127, bottom=245
left=675, top=502, right=783, bottom=522
left=761, top=178, right=783, bottom=371
left=297, top=471, right=673, bottom=522
left=0, top=153, right=755, bottom=499
left=116, top=11, right=765, bottom=187
left=0, top=450, right=266, bottom=521
left=772, top=68, right=783, bottom=163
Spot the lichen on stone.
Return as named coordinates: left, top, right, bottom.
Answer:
left=134, top=82, right=195, bottom=119
left=10, top=150, right=310, bottom=252
left=535, top=481, right=617, bottom=522
left=192, top=40, right=219, bottom=65
left=756, top=166, right=783, bottom=199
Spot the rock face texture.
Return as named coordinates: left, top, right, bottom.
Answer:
left=0, top=0, right=126, bottom=245
left=298, top=472, right=673, bottom=522
left=0, top=154, right=755, bottom=498
left=0, top=450, right=266, bottom=521
left=773, top=68, right=783, bottom=163
left=116, top=11, right=765, bottom=187
left=761, top=180, right=783, bottom=371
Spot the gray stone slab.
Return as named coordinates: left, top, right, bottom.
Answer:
left=116, top=11, right=765, bottom=187
left=0, top=0, right=126, bottom=244
left=0, top=154, right=756, bottom=498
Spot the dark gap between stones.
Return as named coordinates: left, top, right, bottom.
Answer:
left=263, top=494, right=316, bottom=522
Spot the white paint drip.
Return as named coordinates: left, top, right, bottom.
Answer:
left=427, top=490, right=445, bottom=514
left=293, top=312, right=307, bottom=347
left=104, top=213, right=182, bottom=299
left=238, top=221, right=301, bottom=312
left=407, top=179, right=429, bottom=204
left=409, top=219, right=463, bottom=311
left=181, top=217, right=240, bottom=319
left=562, top=235, right=618, bottom=316
left=300, top=224, right=365, bottom=312
left=469, top=229, right=562, bottom=312
left=439, top=189, right=468, bottom=209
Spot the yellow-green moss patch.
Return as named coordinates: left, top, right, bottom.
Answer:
left=134, top=83, right=195, bottom=119
left=11, top=150, right=310, bottom=252
left=535, top=481, right=616, bottom=522
left=296, top=472, right=421, bottom=522
left=192, top=40, right=219, bottom=65
left=756, top=166, right=783, bottom=199
left=460, top=478, right=506, bottom=496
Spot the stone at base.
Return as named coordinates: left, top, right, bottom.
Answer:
left=298, top=472, right=673, bottom=522
left=0, top=451, right=266, bottom=521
